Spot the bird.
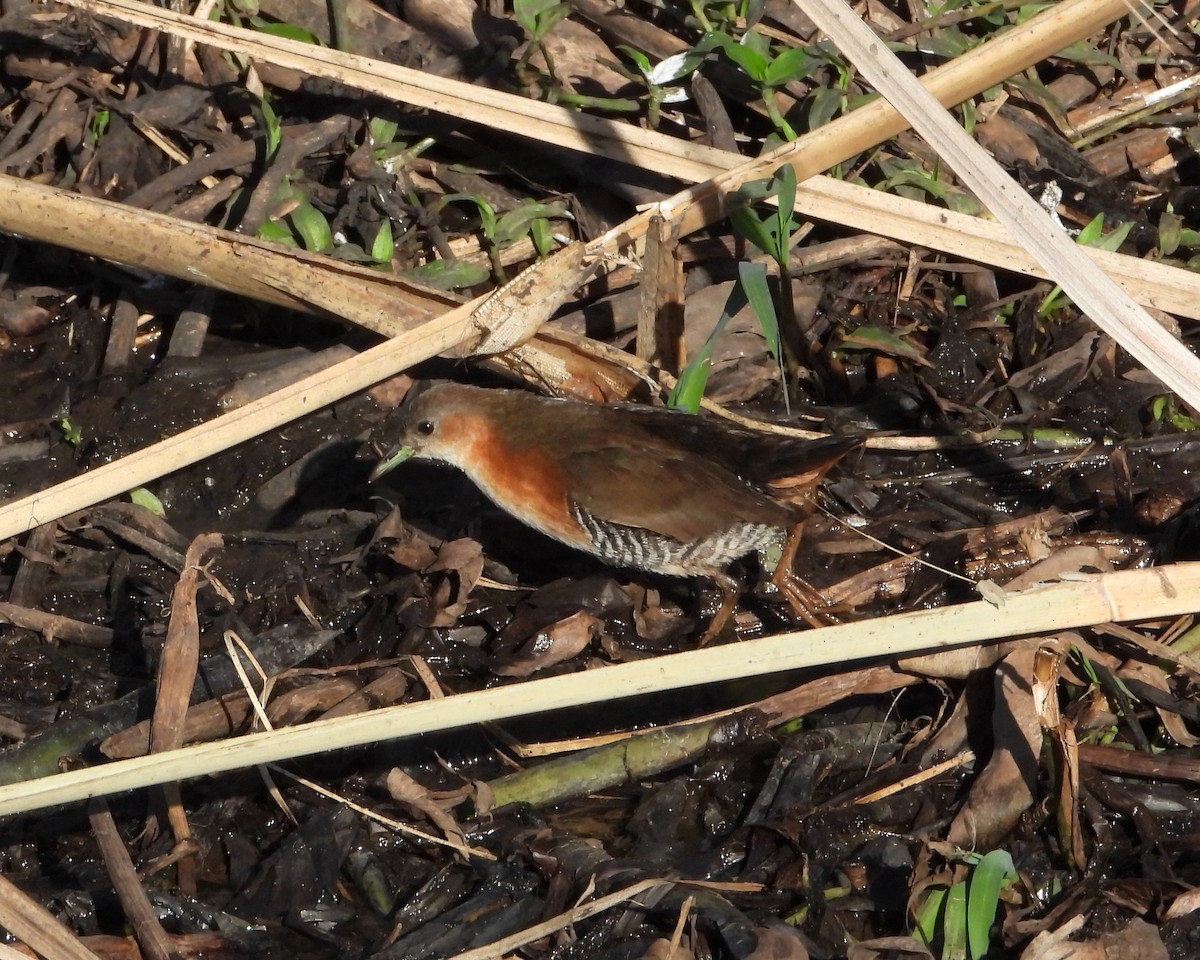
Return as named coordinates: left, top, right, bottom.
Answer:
left=369, top=382, right=860, bottom=635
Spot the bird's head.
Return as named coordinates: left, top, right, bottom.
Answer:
left=369, top=382, right=487, bottom=481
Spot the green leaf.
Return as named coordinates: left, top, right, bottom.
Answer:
left=738, top=261, right=780, bottom=360
left=432, top=192, right=496, bottom=239
left=58, top=416, right=83, bottom=448
left=514, top=0, right=569, bottom=38
left=492, top=200, right=571, bottom=246
left=1041, top=214, right=1134, bottom=314
left=915, top=887, right=947, bottom=948
left=325, top=242, right=376, bottom=263
left=943, top=881, right=970, bottom=960
left=529, top=217, right=554, bottom=257
left=692, top=31, right=728, bottom=55
left=721, top=41, right=768, bottom=80
left=260, top=95, right=281, bottom=156
left=919, top=28, right=975, bottom=59
left=475, top=197, right=497, bottom=241
left=839, top=324, right=930, bottom=365
left=1094, top=220, right=1134, bottom=253
left=882, top=167, right=949, bottom=200
left=1149, top=394, right=1200, bottom=431
left=248, top=18, right=322, bottom=44
left=617, top=44, right=652, bottom=77
left=670, top=282, right=744, bottom=411
left=959, top=97, right=977, bottom=135
left=733, top=175, right=776, bottom=202
left=541, top=4, right=572, bottom=35
left=88, top=108, right=110, bottom=146
left=1076, top=212, right=1105, bottom=246
left=1016, top=3, right=1055, bottom=21
left=398, top=258, right=491, bottom=291
left=1056, top=39, right=1122, bottom=69
left=647, top=49, right=704, bottom=85
left=257, top=219, right=297, bottom=246
left=669, top=353, right=712, bottom=412
left=742, top=28, right=771, bottom=58
left=288, top=202, right=333, bottom=251
left=1074, top=646, right=1102, bottom=687
left=805, top=86, right=842, bottom=130
left=943, top=190, right=984, bottom=216
left=370, top=220, right=394, bottom=263
left=368, top=116, right=399, bottom=145
left=1171, top=406, right=1200, bottom=431
left=967, top=850, right=1015, bottom=960
left=763, top=46, right=810, bottom=87
left=514, top=0, right=553, bottom=32
left=730, top=204, right=773, bottom=255
left=128, top=487, right=166, bottom=517
left=772, top=164, right=798, bottom=260
left=1074, top=214, right=1133, bottom=253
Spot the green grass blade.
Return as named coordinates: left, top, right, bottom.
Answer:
left=967, top=850, right=1015, bottom=959
left=737, top=261, right=780, bottom=360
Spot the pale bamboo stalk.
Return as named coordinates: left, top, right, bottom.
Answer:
left=0, top=564, right=1195, bottom=817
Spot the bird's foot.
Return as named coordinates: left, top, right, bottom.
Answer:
left=696, top=573, right=741, bottom=646
left=774, top=571, right=839, bottom=627
left=770, top=521, right=837, bottom=628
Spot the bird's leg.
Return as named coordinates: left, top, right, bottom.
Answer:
left=697, top=572, right=741, bottom=646
left=770, top=520, right=834, bottom=628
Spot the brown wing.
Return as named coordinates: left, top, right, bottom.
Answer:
left=598, top=404, right=863, bottom=484
left=562, top=445, right=793, bottom=545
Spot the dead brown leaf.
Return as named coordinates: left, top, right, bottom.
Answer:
left=492, top=610, right=601, bottom=676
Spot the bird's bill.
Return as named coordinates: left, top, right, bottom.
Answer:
left=368, top=444, right=417, bottom=482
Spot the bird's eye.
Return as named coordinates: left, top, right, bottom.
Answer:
left=415, top=419, right=435, bottom=436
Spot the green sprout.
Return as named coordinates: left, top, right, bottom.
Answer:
left=697, top=29, right=811, bottom=141
left=257, top=93, right=281, bottom=159
left=369, top=220, right=395, bottom=265
left=876, top=156, right=982, bottom=215
left=88, top=108, right=110, bottom=147
left=513, top=0, right=572, bottom=91
left=613, top=47, right=704, bottom=129
left=674, top=164, right=822, bottom=410
left=257, top=178, right=333, bottom=252
left=57, top=416, right=83, bottom=448
left=685, top=0, right=757, bottom=34
left=1156, top=204, right=1200, bottom=260
left=402, top=193, right=571, bottom=290
left=728, top=163, right=812, bottom=401
left=1149, top=394, right=1200, bottom=432
left=1039, top=213, right=1133, bottom=316
left=670, top=281, right=746, bottom=412
left=129, top=487, right=166, bottom=517
left=222, top=0, right=322, bottom=45
left=915, top=849, right=1017, bottom=960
